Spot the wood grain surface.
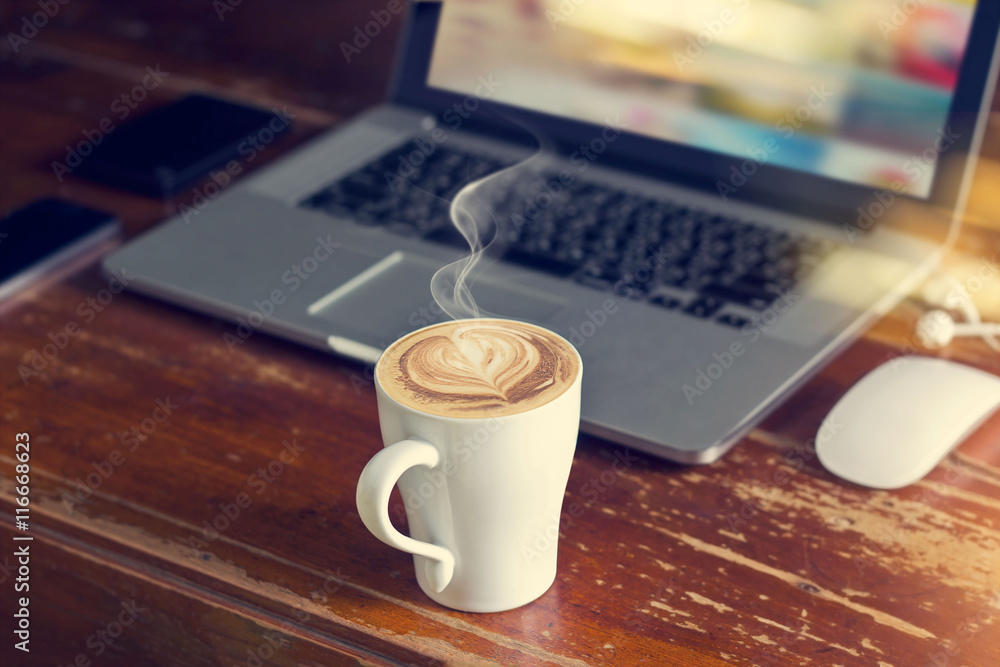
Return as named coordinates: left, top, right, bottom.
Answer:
left=2, top=2, right=1000, bottom=665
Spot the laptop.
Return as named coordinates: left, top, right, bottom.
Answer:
left=103, top=0, right=1000, bottom=463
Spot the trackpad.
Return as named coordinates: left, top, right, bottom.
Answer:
left=307, top=251, right=567, bottom=337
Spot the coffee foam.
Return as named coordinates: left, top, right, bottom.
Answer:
left=377, top=319, right=579, bottom=418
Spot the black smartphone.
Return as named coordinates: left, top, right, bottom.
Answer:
left=70, top=94, right=293, bottom=196
left=0, top=198, right=120, bottom=303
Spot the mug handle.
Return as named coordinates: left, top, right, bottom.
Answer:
left=356, top=439, right=456, bottom=592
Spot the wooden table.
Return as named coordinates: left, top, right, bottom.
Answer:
left=2, top=2, right=1000, bottom=665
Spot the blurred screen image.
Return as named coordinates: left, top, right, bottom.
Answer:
left=427, top=0, right=978, bottom=198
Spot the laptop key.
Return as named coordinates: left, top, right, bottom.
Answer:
left=700, top=283, right=776, bottom=310
left=684, top=296, right=725, bottom=319
left=650, top=294, right=683, bottom=309
left=502, top=248, right=578, bottom=277
left=340, top=178, right=391, bottom=203
left=660, top=266, right=688, bottom=287
left=734, top=273, right=793, bottom=298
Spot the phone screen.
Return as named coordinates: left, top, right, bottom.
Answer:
left=0, top=198, right=119, bottom=286
left=72, top=94, right=292, bottom=196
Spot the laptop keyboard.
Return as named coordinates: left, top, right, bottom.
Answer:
left=300, top=140, right=836, bottom=329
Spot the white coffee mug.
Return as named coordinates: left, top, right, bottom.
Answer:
left=356, top=320, right=582, bottom=612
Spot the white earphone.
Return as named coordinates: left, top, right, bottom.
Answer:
left=917, top=271, right=1000, bottom=352
left=917, top=309, right=1000, bottom=348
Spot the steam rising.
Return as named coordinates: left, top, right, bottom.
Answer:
left=429, top=186, right=496, bottom=321
left=430, top=145, right=546, bottom=322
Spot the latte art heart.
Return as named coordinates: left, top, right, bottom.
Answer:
left=405, top=327, right=555, bottom=402
left=378, top=320, right=579, bottom=418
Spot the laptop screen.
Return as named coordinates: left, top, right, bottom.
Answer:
left=426, top=0, right=978, bottom=200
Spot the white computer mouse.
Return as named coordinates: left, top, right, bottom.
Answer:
left=816, top=357, right=1000, bottom=489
